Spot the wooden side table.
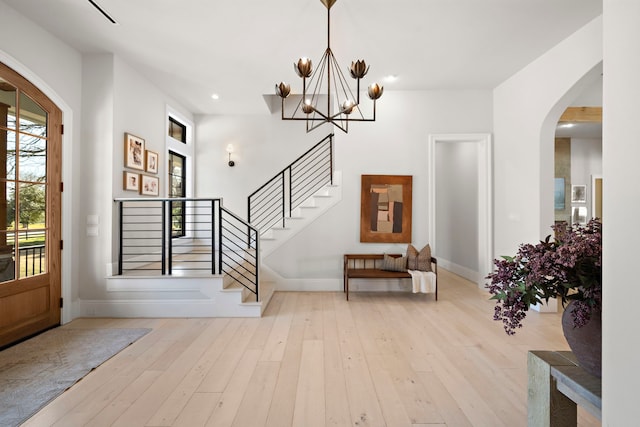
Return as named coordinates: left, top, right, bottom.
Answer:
left=528, top=351, right=601, bottom=426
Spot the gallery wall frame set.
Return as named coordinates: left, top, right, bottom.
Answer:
left=123, top=132, right=160, bottom=195
left=360, top=174, right=412, bottom=243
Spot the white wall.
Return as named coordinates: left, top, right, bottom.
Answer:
left=493, top=16, right=603, bottom=257
left=570, top=138, right=602, bottom=220
left=196, top=90, right=493, bottom=280
left=0, top=1, right=82, bottom=320
left=602, top=1, right=640, bottom=423
left=77, top=53, right=195, bottom=302
left=435, top=142, right=479, bottom=272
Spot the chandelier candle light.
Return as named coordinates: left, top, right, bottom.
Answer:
left=275, top=0, right=383, bottom=133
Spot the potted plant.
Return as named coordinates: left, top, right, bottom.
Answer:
left=486, top=218, right=602, bottom=376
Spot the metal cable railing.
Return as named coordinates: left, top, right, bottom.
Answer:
left=114, top=198, right=259, bottom=301
left=248, top=133, right=333, bottom=234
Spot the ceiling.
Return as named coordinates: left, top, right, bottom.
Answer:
left=3, top=0, right=602, bottom=116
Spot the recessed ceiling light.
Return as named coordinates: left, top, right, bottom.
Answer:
left=211, top=94, right=220, bottom=100
left=383, top=75, right=399, bottom=83
left=559, top=123, right=575, bottom=128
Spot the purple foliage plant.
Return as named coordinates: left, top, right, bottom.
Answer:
left=486, top=219, right=602, bottom=335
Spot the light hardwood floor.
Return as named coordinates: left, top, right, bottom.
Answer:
left=24, top=270, right=600, bottom=426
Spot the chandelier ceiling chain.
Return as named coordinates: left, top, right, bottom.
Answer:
left=275, top=0, right=383, bottom=133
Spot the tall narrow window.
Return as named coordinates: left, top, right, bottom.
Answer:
left=168, top=117, right=186, bottom=143
left=168, top=151, right=186, bottom=237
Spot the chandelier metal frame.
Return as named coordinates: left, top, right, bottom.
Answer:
left=275, top=0, right=383, bottom=133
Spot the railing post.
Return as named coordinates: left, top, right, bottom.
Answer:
left=287, top=168, right=291, bottom=223
left=211, top=199, right=216, bottom=275
left=118, top=201, right=123, bottom=275
left=162, top=201, right=168, bottom=275
left=329, top=134, right=334, bottom=185
left=255, top=229, right=260, bottom=302
left=218, top=202, right=223, bottom=275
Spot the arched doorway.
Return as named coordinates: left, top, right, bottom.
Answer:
left=0, top=62, right=62, bottom=348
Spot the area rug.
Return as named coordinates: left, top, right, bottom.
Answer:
left=0, top=327, right=151, bottom=427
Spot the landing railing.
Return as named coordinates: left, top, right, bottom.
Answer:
left=114, top=198, right=259, bottom=301
left=248, top=133, right=333, bottom=233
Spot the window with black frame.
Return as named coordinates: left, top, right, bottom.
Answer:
left=168, top=117, right=187, bottom=143
left=168, top=151, right=186, bottom=237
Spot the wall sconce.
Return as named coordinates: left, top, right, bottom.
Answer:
left=226, top=144, right=235, bottom=167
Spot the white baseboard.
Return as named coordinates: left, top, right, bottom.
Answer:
left=436, top=258, right=484, bottom=287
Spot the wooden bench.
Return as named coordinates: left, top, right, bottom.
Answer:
left=343, top=254, right=438, bottom=301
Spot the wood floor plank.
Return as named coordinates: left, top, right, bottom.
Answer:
left=366, top=353, right=414, bottom=426
left=259, top=291, right=297, bottom=362
left=333, top=292, right=386, bottom=427
left=204, top=349, right=262, bottom=427
left=322, top=293, right=352, bottom=427
left=231, top=361, right=280, bottom=427
left=19, top=270, right=601, bottom=427
left=145, top=318, right=231, bottom=426
left=197, top=318, right=260, bottom=393
left=416, top=371, right=473, bottom=427
left=83, top=370, right=163, bottom=427
left=292, top=340, right=325, bottom=427
left=263, top=294, right=306, bottom=427
left=112, top=320, right=232, bottom=426
left=173, top=392, right=222, bottom=427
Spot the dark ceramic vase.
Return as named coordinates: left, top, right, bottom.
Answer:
left=561, top=300, right=602, bottom=377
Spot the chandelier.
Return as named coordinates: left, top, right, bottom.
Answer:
left=275, top=0, right=383, bottom=133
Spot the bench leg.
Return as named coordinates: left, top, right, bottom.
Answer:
left=346, top=278, right=349, bottom=300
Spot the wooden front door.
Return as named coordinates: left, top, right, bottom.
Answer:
left=0, top=62, right=62, bottom=348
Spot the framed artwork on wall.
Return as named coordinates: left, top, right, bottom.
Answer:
left=123, top=171, right=139, bottom=191
left=145, top=150, right=158, bottom=174
left=572, top=206, right=587, bottom=225
left=124, top=133, right=145, bottom=170
left=360, top=174, right=412, bottom=243
left=554, top=178, right=565, bottom=210
left=571, top=184, right=587, bottom=203
left=140, top=175, right=159, bottom=196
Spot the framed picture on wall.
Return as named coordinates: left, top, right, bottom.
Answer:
left=123, top=171, right=139, bottom=191
left=554, top=178, right=565, bottom=210
left=572, top=206, right=587, bottom=225
left=124, top=133, right=145, bottom=170
left=145, top=150, right=158, bottom=174
left=360, top=175, right=412, bottom=243
left=571, top=184, right=587, bottom=203
left=140, top=175, right=159, bottom=196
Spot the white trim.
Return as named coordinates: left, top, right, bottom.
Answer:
left=0, top=51, right=74, bottom=324
left=428, top=133, right=493, bottom=287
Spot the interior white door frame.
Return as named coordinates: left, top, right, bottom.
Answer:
left=428, top=133, right=493, bottom=286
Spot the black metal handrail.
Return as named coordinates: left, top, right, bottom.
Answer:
left=114, top=197, right=259, bottom=301
left=248, top=133, right=333, bottom=234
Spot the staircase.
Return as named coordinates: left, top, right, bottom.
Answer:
left=259, top=170, right=342, bottom=257
left=107, top=134, right=339, bottom=318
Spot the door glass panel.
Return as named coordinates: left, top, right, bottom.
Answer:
left=18, top=231, right=46, bottom=278
left=18, top=135, right=46, bottom=182
left=4, top=181, right=15, bottom=230
left=19, top=92, right=47, bottom=137
left=0, top=79, right=17, bottom=130
left=3, top=129, right=15, bottom=181
left=16, top=181, right=47, bottom=278
left=18, top=182, right=46, bottom=231
left=1, top=181, right=16, bottom=281
left=0, top=231, right=15, bottom=281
